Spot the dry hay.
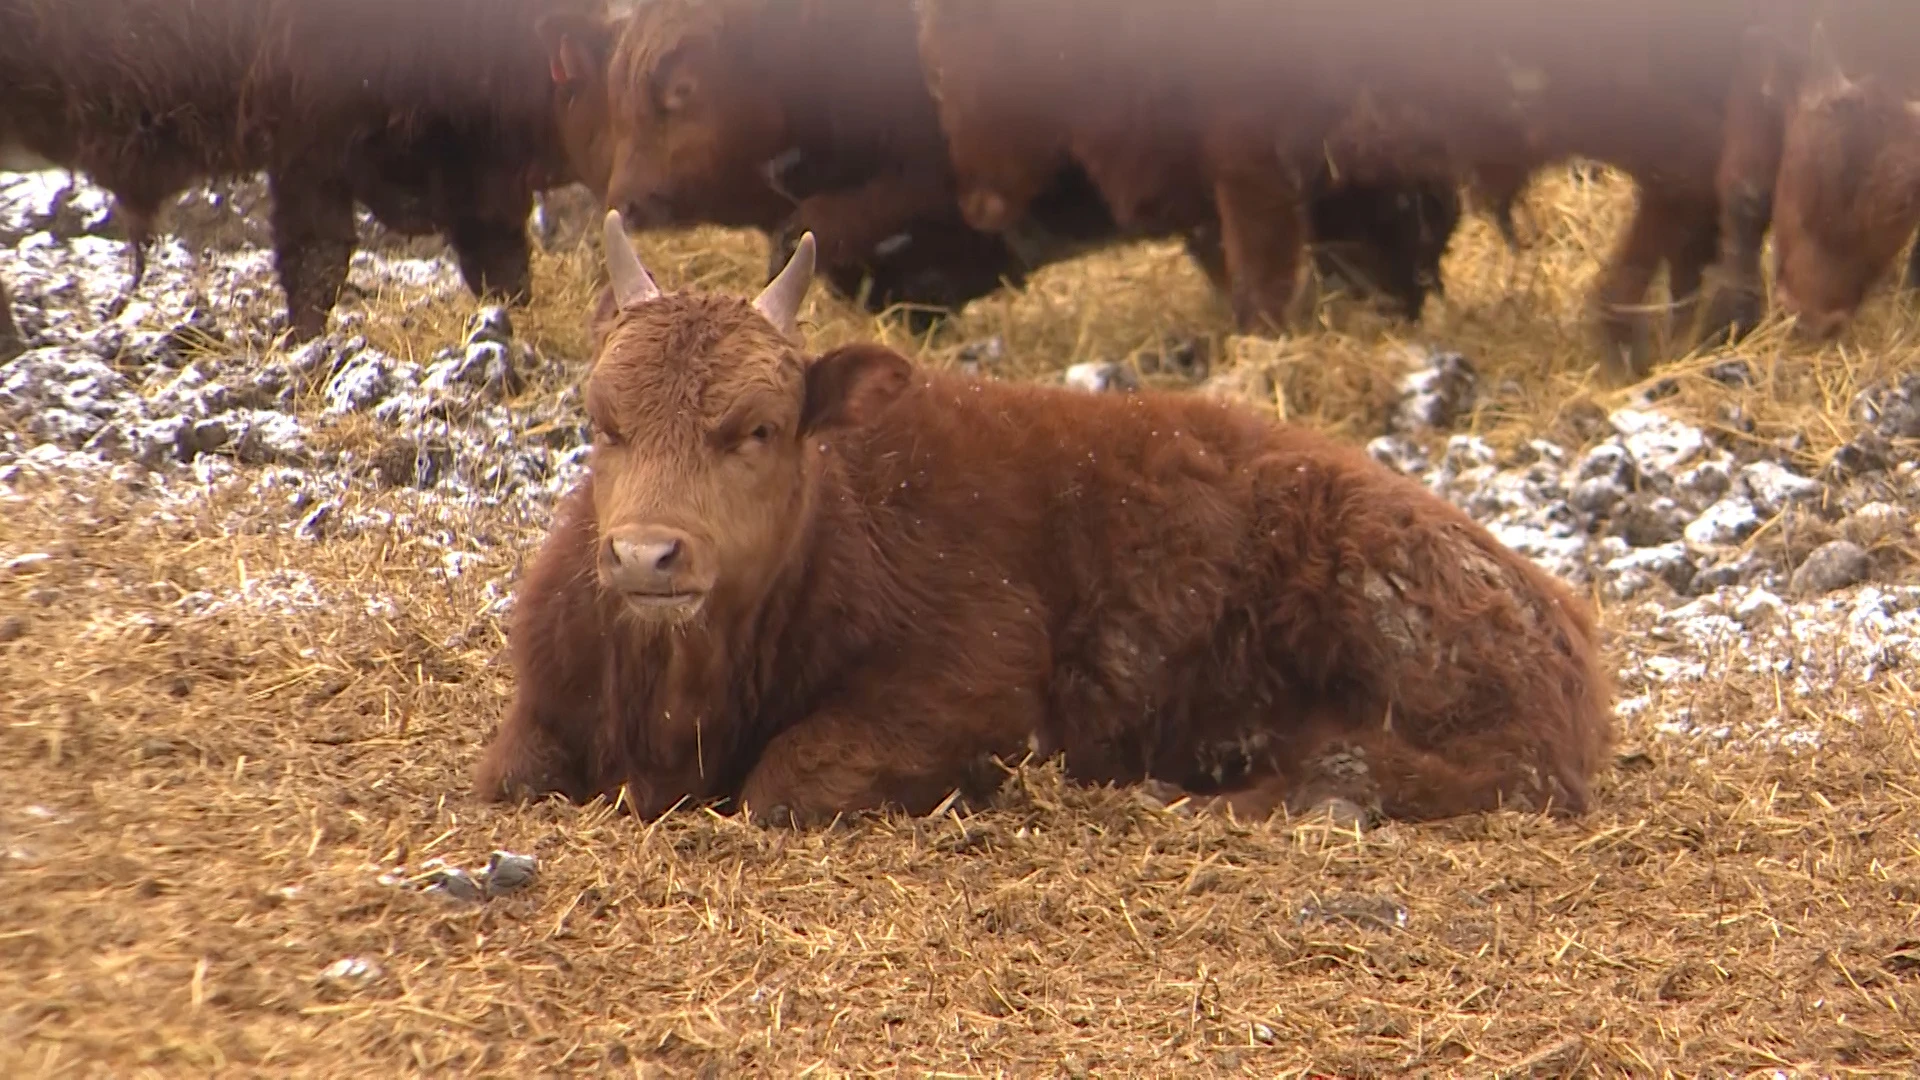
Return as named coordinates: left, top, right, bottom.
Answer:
left=3, top=166, right=1920, bottom=1078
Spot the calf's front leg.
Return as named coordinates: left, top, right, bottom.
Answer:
left=737, top=640, right=1047, bottom=827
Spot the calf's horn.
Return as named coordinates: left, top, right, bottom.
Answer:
left=754, top=231, right=815, bottom=336
left=603, top=209, right=660, bottom=309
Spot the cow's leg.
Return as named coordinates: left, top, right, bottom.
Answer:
left=1903, top=231, right=1920, bottom=291
left=1594, top=187, right=1695, bottom=379
left=267, top=167, right=357, bottom=342
left=1183, top=222, right=1232, bottom=294
left=1702, top=27, right=1789, bottom=347
left=449, top=212, right=536, bottom=306
left=1662, top=197, right=1722, bottom=346
left=1144, top=721, right=1584, bottom=826
left=1210, top=153, right=1312, bottom=335
left=736, top=619, right=1048, bottom=827
left=101, top=197, right=156, bottom=321
left=472, top=702, right=590, bottom=805
left=1235, top=447, right=1611, bottom=822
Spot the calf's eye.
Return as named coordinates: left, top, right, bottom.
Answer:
left=750, top=424, right=772, bottom=442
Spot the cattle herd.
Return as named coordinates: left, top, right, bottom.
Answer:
left=5, top=0, right=1920, bottom=827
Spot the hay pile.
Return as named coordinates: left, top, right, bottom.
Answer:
left=2, top=167, right=1918, bottom=1077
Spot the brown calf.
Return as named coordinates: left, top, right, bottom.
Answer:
left=1764, top=14, right=1920, bottom=337
left=0, top=0, right=595, bottom=342
left=473, top=210, right=1614, bottom=827
left=560, top=0, right=1459, bottom=328
left=917, top=0, right=1778, bottom=376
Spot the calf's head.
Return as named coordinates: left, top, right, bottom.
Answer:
left=587, top=211, right=911, bottom=623
left=1772, top=27, right=1920, bottom=337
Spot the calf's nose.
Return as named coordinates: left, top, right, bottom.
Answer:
left=602, top=527, right=697, bottom=595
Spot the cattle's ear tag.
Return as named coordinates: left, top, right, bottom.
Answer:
left=551, top=36, right=588, bottom=87
left=801, top=345, right=914, bottom=433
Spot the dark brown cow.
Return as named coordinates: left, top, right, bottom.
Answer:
left=1763, top=16, right=1920, bottom=337
left=473, top=211, right=1614, bottom=827
left=0, top=0, right=598, bottom=342
left=560, top=0, right=1460, bottom=329
left=917, top=0, right=1782, bottom=376
left=0, top=0, right=268, bottom=321
left=242, top=0, right=598, bottom=337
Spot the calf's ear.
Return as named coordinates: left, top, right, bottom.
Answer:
left=801, top=344, right=914, bottom=433
left=588, top=282, right=619, bottom=354
left=538, top=12, right=614, bottom=89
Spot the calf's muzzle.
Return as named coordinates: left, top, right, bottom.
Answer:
left=600, top=524, right=711, bottom=608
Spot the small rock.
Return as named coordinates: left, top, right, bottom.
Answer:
left=1295, top=892, right=1408, bottom=931
left=1673, top=460, right=1732, bottom=509
left=955, top=336, right=1004, bottom=379
left=1733, top=588, right=1788, bottom=628
left=1740, top=461, right=1822, bottom=516
left=1063, top=361, right=1138, bottom=395
left=1603, top=542, right=1695, bottom=596
left=465, top=305, right=514, bottom=348
left=1703, top=358, right=1756, bottom=387
left=1145, top=337, right=1211, bottom=381
left=1609, top=496, right=1687, bottom=548
left=1390, top=349, right=1478, bottom=432
left=0, top=615, right=25, bottom=643
left=1569, top=476, right=1626, bottom=517
left=296, top=500, right=337, bottom=541
left=323, top=351, right=393, bottom=414
left=1790, top=540, right=1870, bottom=598
left=1251, top=1022, right=1277, bottom=1045
left=1576, top=442, right=1637, bottom=486
left=424, top=867, right=484, bottom=902
left=1843, top=502, right=1907, bottom=547
left=481, top=850, right=537, bottom=895
left=1201, top=362, right=1282, bottom=410
left=1684, top=497, right=1761, bottom=547
left=1688, top=559, right=1752, bottom=595
left=1365, top=435, right=1429, bottom=477
left=317, top=957, right=383, bottom=992
left=189, top=417, right=231, bottom=455
left=1827, top=430, right=1893, bottom=479
left=371, top=438, right=454, bottom=490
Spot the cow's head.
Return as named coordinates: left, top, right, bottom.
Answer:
left=1772, top=23, right=1920, bottom=338
left=539, top=9, right=621, bottom=198
left=579, top=0, right=791, bottom=230
left=915, top=0, right=1074, bottom=233
left=586, top=211, right=911, bottom=625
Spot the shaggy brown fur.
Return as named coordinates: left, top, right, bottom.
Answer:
left=917, top=0, right=1784, bottom=377
left=574, top=0, right=1459, bottom=326
left=1755, top=9, right=1920, bottom=337
left=474, top=221, right=1615, bottom=829
left=0, top=0, right=596, bottom=342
